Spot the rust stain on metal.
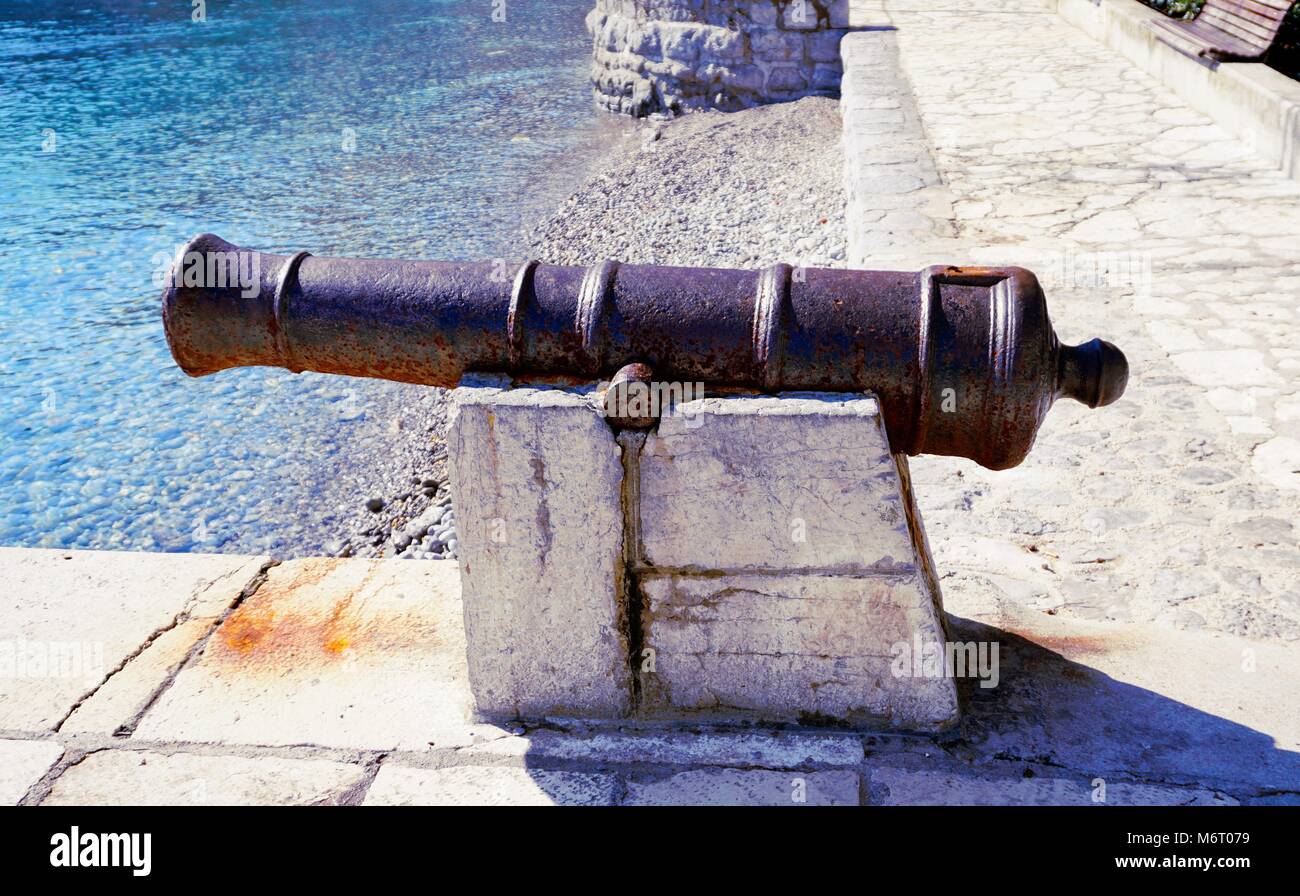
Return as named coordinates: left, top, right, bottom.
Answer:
left=514, top=373, right=594, bottom=388
left=161, top=234, right=1129, bottom=470
left=604, top=362, right=659, bottom=430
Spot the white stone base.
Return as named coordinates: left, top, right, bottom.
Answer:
left=447, top=376, right=632, bottom=720
left=448, top=379, right=958, bottom=731
left=635, top=393, right=958, bottom=730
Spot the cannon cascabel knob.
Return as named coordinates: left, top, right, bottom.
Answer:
left=1058, top=337, right=1129, bottom=409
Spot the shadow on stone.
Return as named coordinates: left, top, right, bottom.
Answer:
left=947, top=614, right=1300, bottom=798
left=509, top=612, right=1299, bottom=804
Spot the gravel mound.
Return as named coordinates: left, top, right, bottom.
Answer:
left=530, top=96, right=846, bottom=269
left=341, top=96, right=847, bottom=561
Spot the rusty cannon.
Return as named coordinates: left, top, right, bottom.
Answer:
left=160, top=233, right=1128, bottom=470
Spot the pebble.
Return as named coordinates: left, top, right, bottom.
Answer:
left=330, top=99, right=851, bottom=568
left=336, top=98, right=847, bottom=566
left=528, top=97, right=847, bottom=271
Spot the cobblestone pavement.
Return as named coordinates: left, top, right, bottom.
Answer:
left=849, top=0, right=1300, bottom=643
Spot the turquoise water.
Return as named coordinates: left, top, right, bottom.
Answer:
left=0, top=0, right=612, bottom=554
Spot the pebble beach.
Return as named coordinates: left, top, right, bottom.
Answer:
left=337, top=96, right=847, bottom=561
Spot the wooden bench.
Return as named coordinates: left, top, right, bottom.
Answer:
left=1146, top=0, right=1293, bottom=66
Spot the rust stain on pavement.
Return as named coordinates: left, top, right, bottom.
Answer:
left=1004, top=626, right=1145, bottom=661
left=211, top=558, right=443, bottom=670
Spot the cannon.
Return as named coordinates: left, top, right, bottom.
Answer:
left=161, top=233, right=1128, bottom=470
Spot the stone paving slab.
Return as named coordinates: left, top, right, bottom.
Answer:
left=132, top=558, right=496, bottom=751
left=943, top=586, right=1300, bottom=794
left=0, top=739, right=63, bottom=804
left=840, top=30, right=957, bottom=269
left=1051, top=0, right=1300, bottom=182
left=622, top=769, right=860, bottom=806
left=460, top=728, right=865, bottom=769
left=41, top=750, right=369, bottom=806
left=461, top=588, right=1300, bottom=801
left=0, top=548, right=268, bottom=733
left=363, top=765, right=620, bottom=806
left=865, top=766, right=1237, bottom=806
left=0, top=551, right=1295, bottom=803
left=61, top=619, right=214, bottom=736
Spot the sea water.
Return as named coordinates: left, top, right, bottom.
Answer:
left=0, top=0, right=618, bottom=555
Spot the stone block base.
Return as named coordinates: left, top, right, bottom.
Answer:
left=447, top=377, right=632, bottom=719
left=639, top=573, right=954, bottom=729
left=448, top=379, right=958, bottom=732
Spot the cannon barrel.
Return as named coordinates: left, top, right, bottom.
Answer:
left=161, top=233, right=1127, bottom=470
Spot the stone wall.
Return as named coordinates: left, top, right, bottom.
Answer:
left=588, top=0, right=852, bottom=116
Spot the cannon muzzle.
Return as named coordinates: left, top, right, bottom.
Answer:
left=161, top=233, right=1127, bottom=470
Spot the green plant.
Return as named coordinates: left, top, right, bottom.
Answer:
left=1138, top=0, right=1206, bottom=19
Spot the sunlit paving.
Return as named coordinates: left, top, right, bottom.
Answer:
left=0, top=0, right=1296, bottom=865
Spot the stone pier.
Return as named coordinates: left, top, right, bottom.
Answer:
left=588, top=0, right=853, bottom=115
